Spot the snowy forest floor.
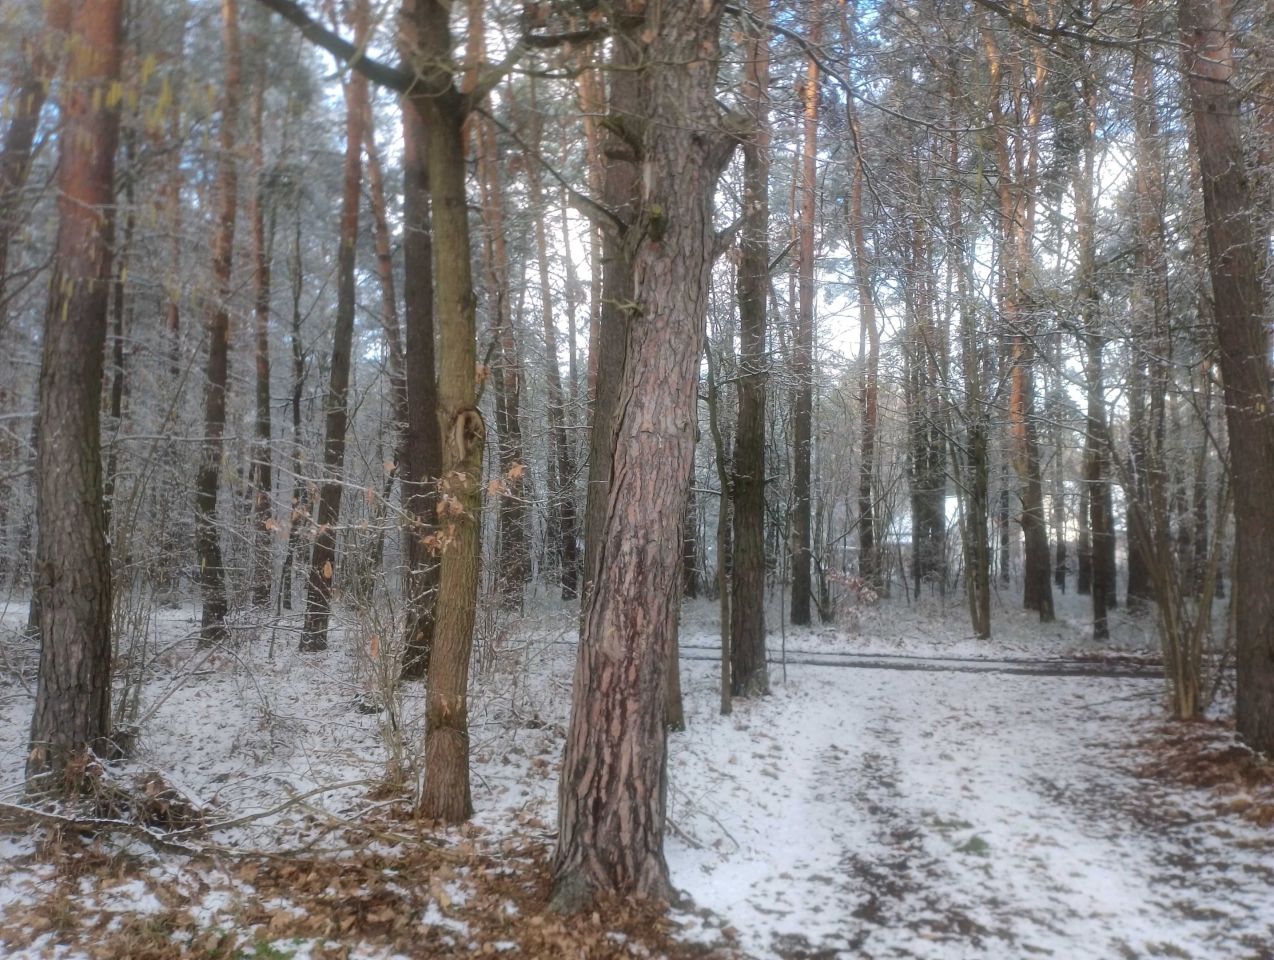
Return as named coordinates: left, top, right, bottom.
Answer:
left=1, top=589, right=1272, bottom=959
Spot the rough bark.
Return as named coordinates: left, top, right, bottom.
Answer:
left=26, top=0, right=124, bottom=786
left=553, top=0, right=730, bottom=910
left=730, top=0, right=770, bottom=697
left=1180, top=0, right=1274, bottom=751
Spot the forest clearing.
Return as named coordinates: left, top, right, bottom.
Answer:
left=3, top=0, right=1274, bottom=956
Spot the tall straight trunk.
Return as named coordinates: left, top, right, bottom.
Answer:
left=580, top=7, right=640, bottom=600
left=195, top=0, right=243, bottom=646
left=104, top=133, right=135, bottom=529
left=1075, top=37, right=1117, bottom=623
left=553, top=0, right=731, bottom=910
left=1076, top=483, right=1092, bottom=594
left=301, top=33, right=366, bottom=652
left=399, top=0, right=484, bottom=822
left=526, top=84, right=579, bottom=600
left=1180, top=0, right=1274, bottom=751
left=1127, top=0, right=1169, bottom=610
left=847, top=107, right=878, bottom=589
left=397, top=97, right=442, bottom=681
left=361, top=104, right=406, bottom=592
left=730, top=0, right=770, bottom=697
left=280, top=199, right=306, bottom=611
left=473, top=110, right=528, bottom=607
left=363, top=119, right=406, bottom=430
left=948, top=110, right=990, bottom=638
left=27, top=0, right=124, bottom=785
left=249, top=77, right=274, bottom=608
left=791, top=16, right=820, bottom=627
left=983, top=17, right=1052, bottom=621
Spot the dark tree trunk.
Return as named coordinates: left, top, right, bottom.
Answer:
left=195, top=0, right=243, bottom=647
left=682, top=474, right=699, bottom=600
left=1180, top=0, right=1274, bottom=751
left=730, top=0, right=770, bottom=698
left=791, top=21, right=820, bottom=627
left=27, top=0, right=124, bottom=786
left=301, top=44, right=366, bottom=652
left=249, top=78, right=275, bottom=608
left=553, top=0, right=730, bottom=911
left=280, top=199, right=306, bottom=612
left=397, top=97, right=442, bottom=681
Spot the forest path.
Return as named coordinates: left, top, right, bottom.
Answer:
left=668, top=660, right=1274, bottom=960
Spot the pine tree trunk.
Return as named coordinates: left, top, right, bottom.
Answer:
left=791, top=21, right=820, bottom=626
left=195, top=0, right=243, bottom=646
left=553, top=0, right=731, bottom=910
left=26, top=0, right=124, bottom=786
left=730, top=0, right=770, bottom=697
left=1180, top=0, right=1274, bottom=751
left=300, top=39, right=366, bottom=652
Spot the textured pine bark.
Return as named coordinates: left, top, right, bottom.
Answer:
left=730, top=0, right=770, bottom=698
left=553, top=0, right=729, bottom=911
left=301, top=50, right=366, bottom=652
left=1180, top=0, right=1274, bottom=751
left=27, top=0, right=124, bottom=787
left=195, top=0, right=243, bottom=646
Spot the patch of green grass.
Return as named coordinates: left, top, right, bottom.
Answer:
left=957, top=835, right=991, bottom=857
left=238, top=939, right=299, bottom=960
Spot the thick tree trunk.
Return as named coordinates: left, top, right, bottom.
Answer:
left=730, top=0, right=770, bottom=698
left=1180, top=0, right=1274, bottom=751
left=195, top=0, right=243, bottom=646
left=553, top=0, right=730, bottom=910
left=26, top=0, right=124, bottom=787
left=300, top=44, right=366, bottom=652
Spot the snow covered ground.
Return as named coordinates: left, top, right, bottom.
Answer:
left=1, top=591, right=1271, bottom=959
